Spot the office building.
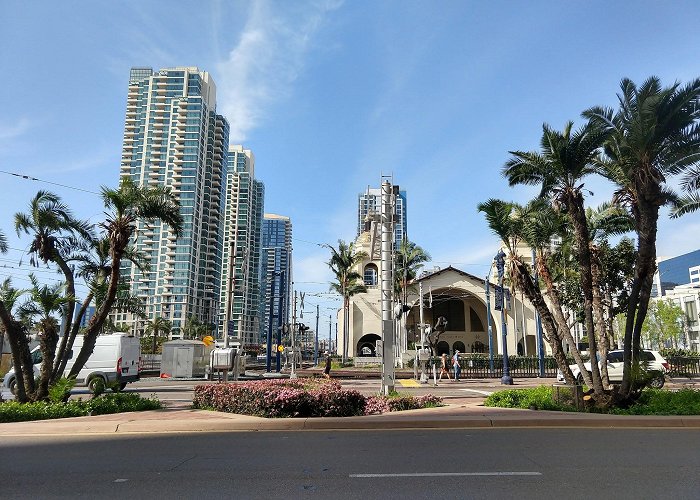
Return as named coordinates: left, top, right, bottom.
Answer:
left=113, top=67, right=228, bottom=338
left=357, top=186, right=407, bottom=249
left=219, top=145, right=265, bottom=346
left=653, top=249, right=700, bottom=297
left=260, top=214, right=293, bottom=343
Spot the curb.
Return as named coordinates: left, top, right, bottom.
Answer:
left=3, top=404, right=700, bottom=436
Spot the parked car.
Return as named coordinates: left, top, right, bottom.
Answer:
left=557, top=349, right=669, bottom=388
left=2, top=333, right=141, bottom=395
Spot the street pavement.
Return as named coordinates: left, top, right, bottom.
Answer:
left=1, top=375, right=700, bottom=436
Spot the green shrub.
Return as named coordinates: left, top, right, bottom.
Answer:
left=0, top=393, right=161, bottom=423
left=485, top=386, right=700, bottom=415
left=48, top=377, right=77, bottom=403
left=485, top=386, right=578, bottom=411
left=610, top=388, right=700, bottom=415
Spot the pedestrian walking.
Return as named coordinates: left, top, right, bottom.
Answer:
left=453, top=350, right=461, bottom=381
left=323, top=354, right=332, bottom=379
left=438, top=353, right=451, bottom=381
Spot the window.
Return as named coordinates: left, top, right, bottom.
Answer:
left=469, top=307, right=485, bottom=332
left=433, top=298, right=465, bottom=331
left=364, top=264, right=378, bottom=286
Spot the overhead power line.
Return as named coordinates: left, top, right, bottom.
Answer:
left=0, top=169, right=100, bottom=195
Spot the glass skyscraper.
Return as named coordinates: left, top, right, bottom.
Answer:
left=114, top=67, right=228, bottom=338
left=260, top=214, right=293, bottom=342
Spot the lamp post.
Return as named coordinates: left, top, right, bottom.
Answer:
left=485, top=261, right=495, bottom=374
left=495, top=249, right=513, bottom=385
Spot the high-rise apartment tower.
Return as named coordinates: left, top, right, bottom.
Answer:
left=357, top=187, right=407, bottom=249
left=114, top=67, right=228, bottom=337
left=219, top=145, right=265, bottom=346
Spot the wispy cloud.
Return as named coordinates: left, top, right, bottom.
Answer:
left=0, top=117, right=32, bottom=140
left=217, top=0, right=342, bottom=142
left=0, top=118, right=33, bottom=153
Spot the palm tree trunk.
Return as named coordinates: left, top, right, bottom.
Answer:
left=511, top=259, right=575, bottom=384
left=621, top=203, right=659, bottom=397
left=342, top=297, right=349, bottom=363
left=590, top=245, right=610, bottom=386
left=51, top=252, right=76, bottom=382
left=537, top=254, right=593, bottom=387
left=0, top=304, right=33, bottom=402
left=567, top=195, right=605, bottom=400
left=37, top=323, right=59, bottom=400
left=69, top=238, right=126, bottom=379
left=54, top=292, right=94, bottom=380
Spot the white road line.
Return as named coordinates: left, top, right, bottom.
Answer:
left=350, top=472, right=541, bottom=478
left=459, top=388, right=493, bottom=396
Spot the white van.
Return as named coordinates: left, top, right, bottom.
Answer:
left=2, top=333, right=141, bottom=395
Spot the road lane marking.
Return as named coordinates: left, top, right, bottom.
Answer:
left=460, top=389, right=493, bottom=396
left=350, top=472, right=541, bottom=478
left=399, top=379, right=421, bottom=387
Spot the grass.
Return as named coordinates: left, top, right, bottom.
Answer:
left=484, top=386, right=700, bottom=415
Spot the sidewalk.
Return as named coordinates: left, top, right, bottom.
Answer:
left=2, top=396, right=700, bottom=437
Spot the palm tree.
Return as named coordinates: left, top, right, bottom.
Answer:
left=503, top=120, right=609, bottom=399
left=17, top=274, right=71, bottom=400
left=478, top=199, right=577, bottom=384
left=145, top=317, right=172, bottom=353
left=0, top=231, right=36, bottom=402
left=325, top=240, right=368, bottom=363
left=14, top=191, right=95, bottom=347
left=394, top=239, right=430, bottom=352
left=586, top=203, right=635, bottom=385
left=68, top=177, right=183, bottom=379
left=584, top=76, right=700, bottom=396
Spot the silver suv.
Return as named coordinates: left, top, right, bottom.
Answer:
left=556, top=350, right=669, bottom=388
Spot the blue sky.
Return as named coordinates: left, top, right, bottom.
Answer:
left=2, top=0, right=700, bottom=324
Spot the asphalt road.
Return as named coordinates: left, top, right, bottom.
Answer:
left=0, top=429, right=698, bottom=499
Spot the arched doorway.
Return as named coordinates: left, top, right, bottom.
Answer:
left=356, top=333, right=381, bottom=357
left=436, top=341, right=450, bottom=355
left=453, top=341, right=465, bottom=353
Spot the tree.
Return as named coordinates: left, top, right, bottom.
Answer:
left=394, top=239, right=430, bottom=352
left=503, top=120, right=609, bottom=400
left=17, top=275, right=71, bottom=400
left=641, top=300, right=686, bottom=350
left=478, top=198, right=576, bottom=385
left=181, top=316, right=208, bottom=340
left=144, top=317, right=172, bottom=354
left=14, top=191, right=94, bottom=359
left=584, top=76, right=700, bottom=397
left=67, top=178, right=182, bottom=379
left=0, top=231, right=36, bottom=402
left=325, top=240, right=368, bottom=363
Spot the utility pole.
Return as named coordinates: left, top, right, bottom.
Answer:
left=314, top=304, right=319, bottom=365
left=266, top=272, right=276, bottom=373
left=291, top=289, right=297, bottom=379
left=380, top=180, right=395, bottom=395
left=418, top=280, right=428, bottom=383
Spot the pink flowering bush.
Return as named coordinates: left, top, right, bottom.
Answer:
left=364, top=394, right=444, bottom=414
left=193, top=379, right=443, bottom=418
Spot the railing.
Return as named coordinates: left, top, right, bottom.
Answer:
left=666, top=356, right=700, bottom=378
left=141, top=354, right=161, bottom=373
left=450, top=355, right=560, bottom=378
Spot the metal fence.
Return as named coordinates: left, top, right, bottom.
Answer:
left=141, top=354, right=161, bottom=373
left=449, top=355, right=560, bottom=378
left=666, top=356, right=700, bottom=378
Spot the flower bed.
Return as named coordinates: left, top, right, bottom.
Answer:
left=193, top=379, right=442, bottom=418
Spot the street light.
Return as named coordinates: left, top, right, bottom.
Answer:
left=485, top=260, right=495, bottom=374
left=495, top=249, right=513, bottom=385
